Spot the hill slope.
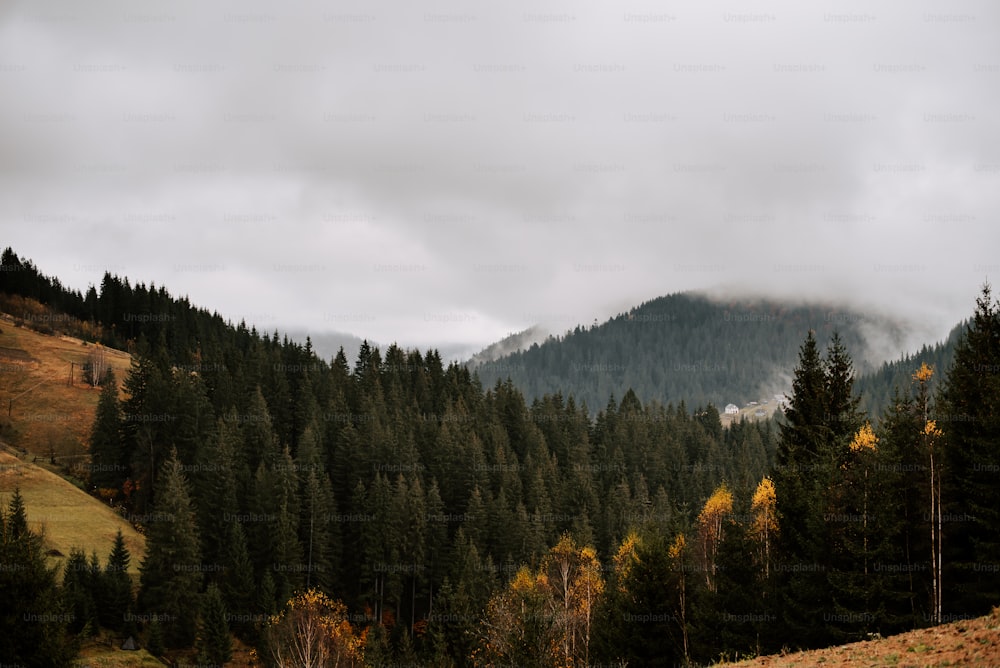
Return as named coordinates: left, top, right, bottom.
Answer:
left=726, top=607, right=1000, bottom=667
left=0, top=313, right=131, bottom=463
left=0, top=449, right=145, bottom=577
left=855, top=323, right=961, bottom=419
left=0, top=312, right=143, bottom=576
left=470, top=292, right=913, bottom=412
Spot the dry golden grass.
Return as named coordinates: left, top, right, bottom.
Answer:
left=0, top=449, right=145, bottom=578
left=75, top=640, right=166, bottom=667
left=0, top=317, right=144, bottom=575
left=0, top=315, right=131, bottom=463
left=75, top=635, right=260, bottom=667
left=721, top=607, right=1000, bottom=667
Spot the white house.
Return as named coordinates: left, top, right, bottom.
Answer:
left=724, top=403, right=739, bottom=415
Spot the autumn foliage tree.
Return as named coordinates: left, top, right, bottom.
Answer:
left=476, top=566, right=560, bottom=668
left=477, top=536, right=604, bottom=668
left=539, top=534, right=604, bottom=667
left=696, top=484, right=733, bottom=592
left=750, top=477, right=777, bottom=580
left=261, top=589, right=365, bottom=668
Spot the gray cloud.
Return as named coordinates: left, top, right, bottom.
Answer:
left=2, top=0, right=997, bottom=359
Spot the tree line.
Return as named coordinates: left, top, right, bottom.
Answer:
left=1, top=249, right=998, bottom=666
left=471, top=291, right=905, bottom=413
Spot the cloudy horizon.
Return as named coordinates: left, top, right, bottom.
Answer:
left=2, top=0, right=998, bottom=359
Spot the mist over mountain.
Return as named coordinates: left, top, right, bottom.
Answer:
left=284, top=329, right=368, bottom=367
left=855, top=322, right=963, bottom=418
left=466, top=325, right=551, bottom=366
left=469, top=292, right=920, bottom=412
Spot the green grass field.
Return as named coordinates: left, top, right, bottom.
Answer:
left=0, top=449, right=145, bottom=577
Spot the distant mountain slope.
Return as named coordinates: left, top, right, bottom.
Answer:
left=467, top=325, right=549, bottom=366
left=855, top=322, right=962, bottom=419
left=469, top=292, right=912, bottom=412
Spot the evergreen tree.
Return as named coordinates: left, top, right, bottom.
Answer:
left=594, top=531, right=683, bottom=667
left=194, top=414, right=245, bottom=584
left=699, top=517, right=763, bottom=661
left=297, top=423, right=339, bottom=593
left=771, top=330, right=869, bottom=646
left=171, top=370, right=216, bottom=466
left=258, top=570, right=278, bottom=617
left=121, top=347, right=172, bottom=513
left=101, top=528, right=134, bottom=631
left=89, top=367, right=126, bottom=492
left=772, top=330, right=864, bottom=648
left=938, top=285, right=1000, bottom=618
left=0, top=489, right=78, bottom=665
left=62, top=548, right=100, bottom=635
left=875, top=385, right=932, bottom=631
left=824, top=331, right=866, bottom=459
left=826, top=423, right=886, bottom=642
left=138, top=449, right=203, bottom=648
left=146, top=618, right=165, bottom=656
left=222, top=520, right=256, bottom=641
left=195, top=583, right=233, bottom=666
left=440, top=529, right=495, bottom=664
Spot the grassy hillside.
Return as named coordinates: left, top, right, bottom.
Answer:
left=723, top=607, right=1000, bottom=667
left=0, top=315, right=142, bottom=576
left=0, top=313, right=131, bottom=466
left=74, top=634, right=259, bottom=667
left=0, top=449, right=145, bottom=577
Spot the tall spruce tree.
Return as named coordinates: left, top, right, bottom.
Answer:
left=101, top=528, right=134, bottom=631
left=89, top=367, right=126, bottom=492
left=194, top=414, right=245, bottom=585
left=122, top=346, right=173, bottom=512
left=138, top=449, right=203, bottom=648
left=773, top=330, right=865, bottom=647
left=221, top=520, right=256, bottom=641
left=0, top=488, right=78, bottom=665
left=821, top=333, right=870, bottom=642
left=773, top=331, right=833, bottom=647
left=195, top=583, right=233, bottom=666
left=296, top=423, right=339, bottom=593
left=874, top=386, right=932, bottom=631
left=938, top=285, right=1000, bottom=617
left=62, top=548, right=99, bottom=635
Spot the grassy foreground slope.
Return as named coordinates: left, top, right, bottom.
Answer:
left=0, top=449, right=145, bottom=577
left=723, top=607, right=1000, bottom=667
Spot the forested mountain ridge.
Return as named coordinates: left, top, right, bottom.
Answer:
left=2, top=247, right=999, bottom=668
left=466, top=324, right=549, bottom=367
left=0, top=247, right=778, bottom=663
left=469, top=292, right=914, bottom=412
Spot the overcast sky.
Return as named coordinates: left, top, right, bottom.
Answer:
left=2, top=0, right=998, bottom=359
